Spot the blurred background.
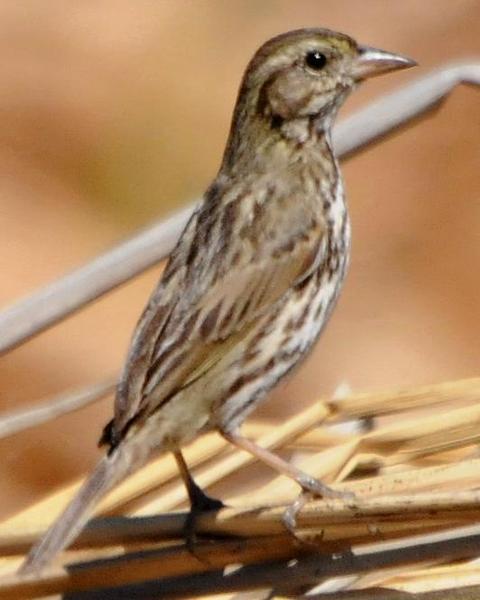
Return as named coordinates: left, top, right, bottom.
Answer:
left=0, top=0, right=479, bottom=518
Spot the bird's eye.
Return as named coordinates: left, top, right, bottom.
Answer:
left=305, top=50, right=327, bottom=71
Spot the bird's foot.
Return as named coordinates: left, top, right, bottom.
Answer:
left=184, top=481, right=225, bottom=564
left=282, top=476, right=355, bottom=535
left=188, top=479, right=225, bottom=513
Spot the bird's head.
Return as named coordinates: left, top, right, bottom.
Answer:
left=236, top=28, right=415, bottom=133
left=222, top=28, right=415, bottom=169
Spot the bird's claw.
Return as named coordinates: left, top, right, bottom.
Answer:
left=184, top=488, right=225, bottom=564
left=295, top=473, right=355, bottom=501
left=282, top=491, right=313, bottom=534
left=282, top=476, right=356, bottom=537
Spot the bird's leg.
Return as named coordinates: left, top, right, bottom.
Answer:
left=220, top=429, right=355, bottom=533
left=173, top=450, right=224, bottom=557
left=220, top=430, right=344, bottom=498
left=174, top=450, right=224, bottom=512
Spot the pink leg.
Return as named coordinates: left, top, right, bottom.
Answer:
left=221, top=430, right=355, bottom=531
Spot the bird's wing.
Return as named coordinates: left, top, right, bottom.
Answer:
left=112, top=207, right=200, bottom=434
left=114, top=190, right=326, bottom=437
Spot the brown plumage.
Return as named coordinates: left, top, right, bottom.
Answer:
left=20, top=28, right=415, bottom=576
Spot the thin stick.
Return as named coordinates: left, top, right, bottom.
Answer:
left=1, top=62, right=478, bottom=355
left=3, top=490, right=480, bottom=556
left=0, top=379, right=116, bottom=441
left=328, top=377, right=480, bottom=420
left=335, top=61, right=480, bottom=158
left=0, top=205, right=194, bottom=356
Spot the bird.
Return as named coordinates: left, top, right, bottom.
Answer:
left=20, top=28, right=415, bottom=576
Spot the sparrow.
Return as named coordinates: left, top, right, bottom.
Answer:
left=20, top=27, right=415, bottom=576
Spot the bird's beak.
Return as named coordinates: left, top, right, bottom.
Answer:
left=352, top=46, right=417, bottom=80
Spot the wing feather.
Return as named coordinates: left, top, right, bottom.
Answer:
left=114, top=190, right=326, bottom=438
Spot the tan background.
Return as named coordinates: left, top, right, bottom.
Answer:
left=1, top=0, right=479, bottom=518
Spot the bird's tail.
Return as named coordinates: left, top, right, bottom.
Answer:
left=18, top=440, right=144, bottom=577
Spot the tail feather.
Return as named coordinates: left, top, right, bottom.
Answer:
left=19, top=444, right=137, bottom=576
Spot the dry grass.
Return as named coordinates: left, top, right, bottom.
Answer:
left=1, top=378, right=480, bottom=598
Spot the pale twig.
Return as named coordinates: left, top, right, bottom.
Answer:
left=336, top=61, right=480, bottom=158
left=3, top=490, right=480, bottom=556
left=328, top=377, right=480, bottom=419
left=0, top=379, right=116, bottom=441
left=0, top=62, right=478, bottom=355
left=0, top=205, right=193, bottom=355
